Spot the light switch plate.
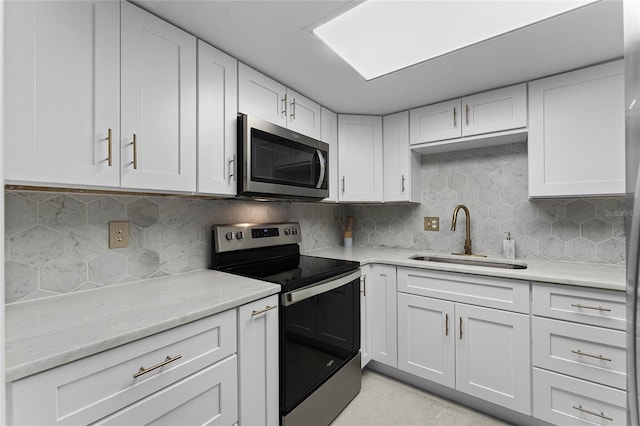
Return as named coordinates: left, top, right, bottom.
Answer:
left=424, top=217, right=440, bottom=231
left=109, top=221, right=129, bottom=248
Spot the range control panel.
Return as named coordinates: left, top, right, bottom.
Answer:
left=213, top=222, right=301, bottom=253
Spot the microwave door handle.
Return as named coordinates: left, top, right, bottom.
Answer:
left=315, top=149, right=326, bottom=189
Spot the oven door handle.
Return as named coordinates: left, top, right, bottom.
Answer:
left=282, top=269, right=361, bottom=306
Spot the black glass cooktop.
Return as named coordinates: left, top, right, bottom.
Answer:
left=222, top=254, right=360, bottom=292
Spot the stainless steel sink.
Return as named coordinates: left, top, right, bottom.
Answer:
left=410, top=255, right=527, bottom=270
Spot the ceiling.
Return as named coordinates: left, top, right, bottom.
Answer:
left=134, top=0, right=623, bottom=116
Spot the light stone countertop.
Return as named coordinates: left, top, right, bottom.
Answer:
left=304, top=246, right=626, bottom=292
left=5, top=270, right=280, bottom=382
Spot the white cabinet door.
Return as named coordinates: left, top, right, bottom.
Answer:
left=197, top=40, right=238, bottom=196
left=321, top=107, right=339, bottom=203
left=397, top=293, right=455, bottom=388
left=120, top=2, right=197, bottom=192
left=4, top=0, right=120, bottom=188
left=461, top=83, right=527, bottom=137
left=237, top=296, right=278, bottom=426
left=528, top=60, right=624, bottom=197
left=238, top=63, right=287, bottom=127
left=370, top=264, right=397, bottom=367
left=287, top=89, right=321, bottom=139
left=410, top=99, right=461, bottom=144
left=338, top=115, right=383, bottom=202
left=95, top=357, right=238, bottom=426
left=455, top=303, right=531, bottom=415
left=360, top=265, right=372, bottom=368
left=383, top=111, right=420, bottom=202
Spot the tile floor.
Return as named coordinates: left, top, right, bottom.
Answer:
left=332, top=370, right=509, bottom=426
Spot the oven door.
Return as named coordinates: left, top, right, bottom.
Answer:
left=280, top=269, right=361, bottom=415
left=239, top=114, right=329, bottom=200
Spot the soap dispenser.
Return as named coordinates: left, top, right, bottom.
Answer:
left=503, top=232, right=515, bottom=260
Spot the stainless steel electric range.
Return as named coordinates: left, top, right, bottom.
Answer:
left=211, top=222, right=361, bottom=426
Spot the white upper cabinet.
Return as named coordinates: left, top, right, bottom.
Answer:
left=410, top=83, right=527, bottom=146
left=4, top=0, right=120, bottom=188
left=287, top=89, right=321, bottom=139
left=238, top=63, right=321, bottom=139
left=383, top=111, right=420, bottom=203
left=120, top=2, right=197, bottom=193
left=238, top=63, right=287, bottom=128
left=528, top=60, right=624, bottom=198
left=338, top=115, right=383, bottom=202
left=461, top=84, right=527, bottom=137
left=410, top=99, right=462, bottom=144
left=321, top=107, right=340, bottom=202
left=197, top=40, right=238, bottom=196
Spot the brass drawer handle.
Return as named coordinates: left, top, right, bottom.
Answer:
left=571, top=349, right=612, bottom=362
left=572, top=404, right=613, bottom=421
left=445, top=313, right=449, bottom=336
left=571, top=303, right=612, bottom=312
left=133, top=355, right=182, bottom=378
left=107, top=128, right=113, bottom=166
left=132, top=134, right=138, bottom=170
left=252, top=305, right=277, bottom=317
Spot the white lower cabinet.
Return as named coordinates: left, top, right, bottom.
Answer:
left=360, top=265, right=373, bottom=367
left=369, top=264, right=398, bottom=367
left=397, top=293, right=531, bottom=415
left=237, top=295, right=279, bottom=426
left=531, top=283, right=626, bottom=425
left=8, top=296, right=279, bottom=426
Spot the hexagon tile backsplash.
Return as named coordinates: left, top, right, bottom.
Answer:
left=4, top=192, right=343, bottom=303
left=345, top=143, right=626, bottom=264
left=3, top=143, right=626, bottom=303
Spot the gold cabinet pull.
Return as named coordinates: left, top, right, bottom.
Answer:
left=282, top=94, right=287, bottom=117
left=252, top=305, right=277, bottom=317
left=453, top=107, right=457, bottom=128
left=571, top=303, right=612, bottom=312
left=459, top=317, right=463, bottom=340
left=133, top=355, right=182, bottom=378
left=445, top=313, right=449, bottom=336
left=571, top=349, right=612, bottom=362
left=465, top=104, right=469, bottom=125
left=107, top=128, right=113, bottom=166
left=132, top=134, right=138, bottom=170
left=228, top=155, right=236, bottom=181
left=572, top=405, right=613, bottom=421
left=290, top=98, right=296, bottom=120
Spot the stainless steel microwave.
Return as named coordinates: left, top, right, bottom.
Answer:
left=237, top=114, right=329, bottom=200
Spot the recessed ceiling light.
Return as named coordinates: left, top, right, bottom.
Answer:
left=313, top=0, right=600, bottom=81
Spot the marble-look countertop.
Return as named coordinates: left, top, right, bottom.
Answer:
left=5, top=270, right=280, bottom=382
left=304, top=247, right=626, bottom=292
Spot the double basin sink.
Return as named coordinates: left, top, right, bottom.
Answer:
left=410, top=254, right=527, bottom=270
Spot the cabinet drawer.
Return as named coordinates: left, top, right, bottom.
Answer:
left=533, top=283, right=625, bottom=330
left=533, top=368, right=626, bottom=426
left=95, top=355, right=238, bottom=425
left=533, top=317, right=626, bottom=390
left=10, top=310, right=236, bottom=425
left=397, top=267, right=529, bottom=313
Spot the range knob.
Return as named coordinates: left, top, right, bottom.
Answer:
left=292, top=228, right=298, bottom=235
left=225, top=231, right=234, bottom=241
left=284, top=228, right=292, bottom=235
left=236, top=231, right=244, bottom=240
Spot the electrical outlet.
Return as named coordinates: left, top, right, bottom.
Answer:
left=109, top=221, right=129, bottom=248
left=424, top=217, right=440, bottom=231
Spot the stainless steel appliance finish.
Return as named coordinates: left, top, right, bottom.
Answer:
left=237, top=114, right=329, bottom=200
left=627, top=0, right=640, bottom=423
left=210, top=222, right=361, bottom=426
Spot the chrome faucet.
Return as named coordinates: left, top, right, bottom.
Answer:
left=451, top=204, right=472, bottom=255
